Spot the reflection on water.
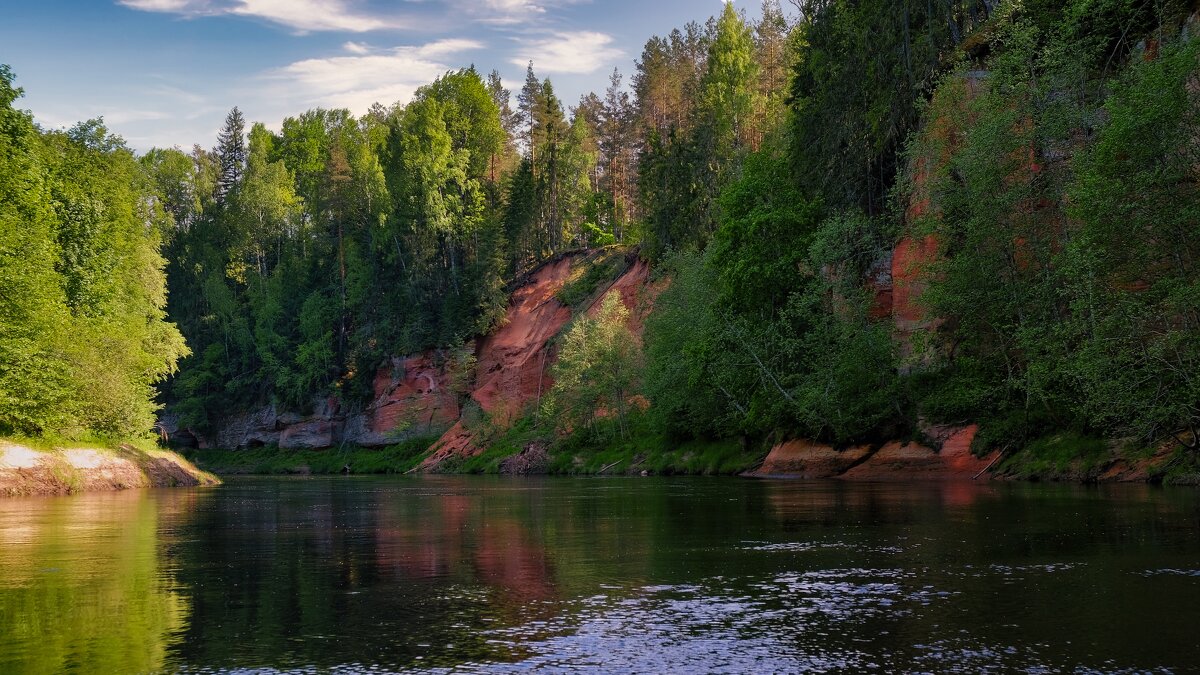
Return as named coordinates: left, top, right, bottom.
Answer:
left=0, top=489, right=206, bottom=674
left=0, top=477, right=1198, bottom=673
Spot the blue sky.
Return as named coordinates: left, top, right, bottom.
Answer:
left=2, top=0, right=780, bottom=152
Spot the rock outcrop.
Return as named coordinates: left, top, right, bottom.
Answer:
left=750, top=425, right=999, bottom=481
left=177, top=351, right=462, bottom=451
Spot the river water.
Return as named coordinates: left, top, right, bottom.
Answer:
left=1, top=477, right=1198, bottom=673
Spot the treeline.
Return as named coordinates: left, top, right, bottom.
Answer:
left=0, top=67, right=186, bottom=439
left=5, top=0, right=1199, bottom=456
left=149, top=2, right=794, bottom=435
left=634, top=0, right=1200, bottom=455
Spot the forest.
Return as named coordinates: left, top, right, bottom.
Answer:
left=2, top=0, right=1199, bottom=472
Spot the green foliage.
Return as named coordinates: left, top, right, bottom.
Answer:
left=709, top=140, right=822, bottom=314
left=555, top=248, right=630, bottom=307
left=644, top=140, right=899, bottom=445
left=790, top=0, right=994, bottom=213
left=701, top=3, right=760, bottom=156
left=637, top=6, right=778, bottom=258
left=1060, top=37, right=1200, bottom=443
left=9, top=0, right=1196, bottom=477
left=890, top=1, right=1200, bottom=455
left=0, top=65, right=186, bottom=439
left=546, top=291, right=642, bottom=439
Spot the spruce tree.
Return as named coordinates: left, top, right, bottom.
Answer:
left=215, top=106, right=247, bottom=202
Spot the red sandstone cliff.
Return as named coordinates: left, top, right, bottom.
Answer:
left=422, top=254, right=654, bottom=468
left=174, top=250, right=655, bottom=468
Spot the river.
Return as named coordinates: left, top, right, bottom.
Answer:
left=0, top=477, right=1198, bottom=673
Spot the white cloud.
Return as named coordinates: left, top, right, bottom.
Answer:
left=230, top=0, right=391, bottom=33
left=417, top=38, right=486, bottom=58
left=343, top=41, right=371, bottom=54
left=118, top=0, right=208, bottom=11
left=264, top=39, right=484, bottom=113
left=510, top=31, right=620, bottom=74
left=117, top=0, right=403, bottom=32
left=475, top=0, right=544, bottom=24
left=446, top=0, right=593, bottom=26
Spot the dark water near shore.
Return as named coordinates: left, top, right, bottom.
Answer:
left=1, top=477, right=1199, bottom=673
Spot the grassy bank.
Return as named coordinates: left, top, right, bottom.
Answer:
left=182, top=435, right=442, bottom=475
left=431, top=414, right=765, bottom=475
left=179, top=422, right=766, bottom=477
left=176, top=421, right=1200, bottom=484
left=994, top=432, right=1200, bottom=485
left=0, top=437, right=219, bottom=496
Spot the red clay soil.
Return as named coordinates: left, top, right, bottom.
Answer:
left=422, top=255, right=655, bottom=469
left=584, top=257, right=654, bottom=335
left=364, top=353, right=461, bottom=441
left=891, top=234, right=941, bottom=339
left=422, top=257, right=577, bottom=467
left=750, top=425, right=1001, bottom=481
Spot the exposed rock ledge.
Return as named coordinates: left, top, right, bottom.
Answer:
left=749, top=425, right=1000, bottom=480
left=0, top=441, right=220, bottom=496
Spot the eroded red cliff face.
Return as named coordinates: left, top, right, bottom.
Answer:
left=179, top=251, right=656, bottom=465
left=422, top=255, right=654, bottom=468
left=421, top=257, right=578, bottom=467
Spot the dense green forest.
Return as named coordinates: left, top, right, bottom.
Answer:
left=3, top=0, right=1199, bottom=467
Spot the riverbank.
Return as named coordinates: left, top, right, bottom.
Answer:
left=178, top=428, right=1200, bottom=484
left=181, top=433, right=758, bottom=476
left=0, top=439, right=219, bottom=496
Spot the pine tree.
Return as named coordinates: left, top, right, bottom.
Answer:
left=517, top=62, right=540, bottom=162
left=535, top=79, right=570, bottom=252
left=486, top=69, right=519, bottom=184
left=754, top=0, right=790, bottom=130
left=215, top=106, right=247, bottom=202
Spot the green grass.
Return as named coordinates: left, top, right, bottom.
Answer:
left=547, top=433, right=758, bottom=475
left=555, top=247, right=632, bottom=307
left=427, top=408, right=764, bottom=476
left=998, top=432, right=1111, bottom=481
left=183, top=435, right=441, bottom=475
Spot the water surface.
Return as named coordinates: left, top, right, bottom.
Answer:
left=1, top=476, right=1198, bottom=673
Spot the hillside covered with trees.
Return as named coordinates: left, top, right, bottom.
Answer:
left=3, top=0, right=1200, bottom=479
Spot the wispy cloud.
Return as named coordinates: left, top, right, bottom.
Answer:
left=470, top=0, right=545, bottom=25
left=117, top=0, right=404, bottom=33
left=230, top=0, right=392, bottom=33
left=510, top=31, right=620, bottom=74
left=118, top=0, right=209, bottom=11
left=447, top=0, right=593, bottom=27
left=263, top=39, right=485, bottom=113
